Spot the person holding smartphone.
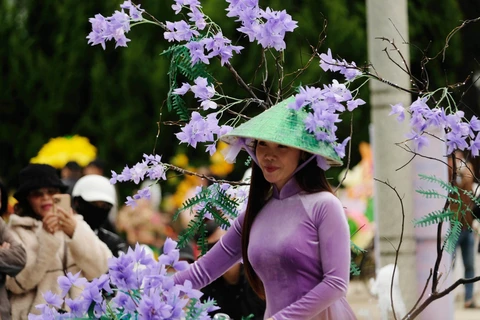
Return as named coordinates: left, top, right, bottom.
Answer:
left=6, top=164, right=112, bottom=320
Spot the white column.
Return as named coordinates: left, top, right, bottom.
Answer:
left=366, top=0, right=416, bottom=311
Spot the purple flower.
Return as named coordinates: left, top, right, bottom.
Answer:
left=110, top=170, right=119, bottom=184
left=139, top=293, right=173, bottom=320
left=57, top=271, right=87, bottom=297
left=445, top=130, right=468, bottom=154
left=319, top=49, right=340, bottom=72
left=186, top=41, right=210, bottom=65
left=135, top=186, right=151, bottom=200
left=334, top=137, right=351, bottom=158
left=190, top=77, right=215, bottom=101
left=201, top=99, right=218, bottom=110
left=148, top=164, right=167, bottom=180
left=406, top=130, right=430, bottom=151
left=121, top=1, right=144, bottom=21
left=173, top=82, right=191, bottom=95
left=164, top=20, right=200, bottom=42
left=125, top=196, right=137, bottom=207
left=111, top=292, right=137, bottom=313
left=163, top=238, right=178, bottom=255
left=389, top=103, right=406, bottom=122
left=206, top=143, right=217, bottom=155
left=37, top=291, right=63, bottom=310
left=129, top=161, right=148, bottom=184
left=470, top=134, right=480, bottom=157
left=81, top=281, right=103, bottom=307
left=178, top=280, right=203, bottom=299
left=470, top=115, right=480, bottom=133
left=108, top=254, right=138, bottom=290
left=65, top=298, right=89, bottom=317
left=188, top=7, right=207, bottom=30
left=346, top=98, right=366, bottom=112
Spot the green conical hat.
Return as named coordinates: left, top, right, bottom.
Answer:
left=221, top=96, right=343, bottom=166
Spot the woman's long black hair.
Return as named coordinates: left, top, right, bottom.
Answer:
left=241, top=150, right=333, bottom=299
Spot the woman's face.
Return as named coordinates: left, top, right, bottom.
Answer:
left=256, top=140, right=302, bottom=191
left=27, top=187, right=60, bottom=218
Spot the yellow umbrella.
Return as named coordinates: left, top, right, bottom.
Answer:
left=30, top=135, right=97, bottom=168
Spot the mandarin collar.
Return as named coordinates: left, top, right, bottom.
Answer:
left=272, top=177, right=302, bottom=200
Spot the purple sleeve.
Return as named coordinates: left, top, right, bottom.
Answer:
left=273, top=195, right=351, bottom=320
left=173, top=214, right=244, bottom=289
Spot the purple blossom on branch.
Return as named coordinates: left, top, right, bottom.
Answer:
left=31, top=239, right=216, bottom=319
left=87, top=1, right=144, bottom=50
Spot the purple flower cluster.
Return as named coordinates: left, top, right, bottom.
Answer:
left=87, top=1, right=144, bottom=49
left=319, top=48, right=362, bottom=81
left=166, top=1, right=243, bottom=66
left=29, top=241, right=218, bottom=320
left=226, top=0, right=298, bottom=51
left=288, top=83, right=365, bottom=159
left=110, top=154, right=167, bottom=207
left=176, top=111, right=233, bottom=155
left=389, top=97, right=480, bottom=155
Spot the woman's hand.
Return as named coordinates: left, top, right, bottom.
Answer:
left=56, top=206, right=77, bottom=238
left=42, top=213, right=59, bottom=234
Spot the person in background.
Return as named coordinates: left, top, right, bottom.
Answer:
left=83, top=158, right=106, bottom=176
left=448, top=150, right=478, bottom=308
left=116, top=181, right=174, bottom=258
left=7, top=164, right=112, bottom=319
left=71, top=174, right=129, bottom=257
left=0, top=179, right=10, bottom=220
left=0, top=187, right=26, bottom=320
left=60, top=161, right=82, bottom=195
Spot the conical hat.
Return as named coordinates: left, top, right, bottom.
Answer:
left=221, top=96, right=342, bottom=166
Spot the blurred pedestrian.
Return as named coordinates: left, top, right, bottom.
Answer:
left=83, top=158, right=106, bottom=176
left=72, top=174, right=129, bottom=257
left=0, top=179, right=10, bottom=219
left=60, top=161, right=82, bottom=195
left=448, top=150, right=478, bottom=308
left=7, top=164, right=112, bottom=319
left=0, top=202, right=26, bottom=320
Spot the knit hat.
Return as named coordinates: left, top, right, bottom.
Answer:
left=220, top=96, right=342, bottom=167
left=14, top=164, right=67, bottom=201
left=72, top=174, right=117, bottom=206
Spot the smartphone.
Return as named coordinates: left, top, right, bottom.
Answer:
left=53, top=194, right=71, bottom=213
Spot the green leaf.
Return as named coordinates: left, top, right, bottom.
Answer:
left=443, top=219, right=462, bottom=254
left=413, top=210, right=455, bottom=227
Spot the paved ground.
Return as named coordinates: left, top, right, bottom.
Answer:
left=347, top=280, right=480, bottom=320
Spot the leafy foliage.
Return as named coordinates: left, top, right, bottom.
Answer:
left=175, top=184, right=239, bottom=254
left=444, top=219, right=463, bottom=254
left=413, top=210, right=455, bottom=227
left=162, top=44, right=214, bottom=121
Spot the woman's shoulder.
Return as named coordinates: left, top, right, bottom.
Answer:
left=301, top=190, right=341, bottom=203
left=299, top=191, right=344, bottom=217
left=8, top=214, right=39, bottom=229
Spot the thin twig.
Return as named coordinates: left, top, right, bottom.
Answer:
left=164, top=164, right=249, bottom=186
left=373, top=178, right=406, bottom=320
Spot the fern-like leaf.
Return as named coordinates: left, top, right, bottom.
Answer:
left=444, top=219, right=462, bottom=254
left=174, top=188, right=211, bottom=220
left=418, top=174, right=458, bottom=194
left=350, top=261, right=362, bottom=276
left=413, top=210, right=455, bottom=227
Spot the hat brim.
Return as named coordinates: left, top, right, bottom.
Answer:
left=220, top=97, right=343, bottom=166
left=14, top=182, right=68, bottom=201
left=77, top=191, right=116, bottom=206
